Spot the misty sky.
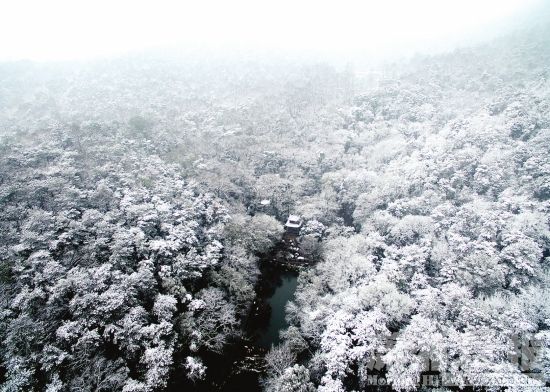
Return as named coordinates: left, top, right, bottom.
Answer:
left=0, top=0, right=545, bottom=62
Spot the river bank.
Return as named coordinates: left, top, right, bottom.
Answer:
left=168, top=239, right=308, bottom=391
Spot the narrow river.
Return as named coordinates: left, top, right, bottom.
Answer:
left=256, top=271, right=298, bottom=348
left=168, top=244, right=303, bottom=391
left=217, top=265, right=300, bottom=391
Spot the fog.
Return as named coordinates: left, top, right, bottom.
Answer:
left=1, top=1, right=550, bottom=391
left=0, top=0, right=546, bottom=62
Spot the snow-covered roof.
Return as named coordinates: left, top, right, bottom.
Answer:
left=260, top=199, right=271, bottom=205
left=285, top=215, right=302, bottom=228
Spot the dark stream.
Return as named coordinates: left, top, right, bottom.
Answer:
left=255, top=272, right=298, bottom=348
left=222, top=261, right=299, bottom=391
left=169, top=241, right=302, bottom=391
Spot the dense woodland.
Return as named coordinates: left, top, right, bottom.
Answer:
left=1, top=21, right=549, bottom=392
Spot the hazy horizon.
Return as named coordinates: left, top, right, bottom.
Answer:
left=0, top=0, right=547, bottom=64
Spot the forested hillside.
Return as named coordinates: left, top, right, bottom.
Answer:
left=1, top=22, right=549, bottom=391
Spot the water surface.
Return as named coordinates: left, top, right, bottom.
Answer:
left=256, top=272, right=298, bottom=348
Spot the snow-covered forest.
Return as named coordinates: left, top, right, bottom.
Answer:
left=1, top=11, right=550, bottom=392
